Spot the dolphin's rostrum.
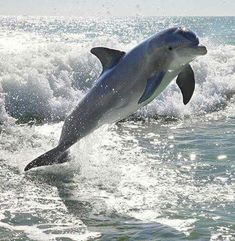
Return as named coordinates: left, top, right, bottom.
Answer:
left=24, top=27, right=207, bottom=171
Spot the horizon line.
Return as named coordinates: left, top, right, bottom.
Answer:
left=0, top=14, right=234, bottom=18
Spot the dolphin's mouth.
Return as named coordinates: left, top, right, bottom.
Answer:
left=189, top=41, right=207, bottom=56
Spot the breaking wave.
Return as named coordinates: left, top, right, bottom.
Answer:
left=0, top=17, right=235, bottom=125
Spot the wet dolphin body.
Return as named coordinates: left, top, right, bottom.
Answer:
left=25, top=27, right=207, bottom=171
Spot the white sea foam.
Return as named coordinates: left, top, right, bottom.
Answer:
left=0, top=31, right=235, bottom=124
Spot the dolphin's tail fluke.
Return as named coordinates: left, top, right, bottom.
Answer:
left=24, top=146, right=69, bottom=172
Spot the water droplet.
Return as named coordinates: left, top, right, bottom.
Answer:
left=217, top=155, right=227, bottom=160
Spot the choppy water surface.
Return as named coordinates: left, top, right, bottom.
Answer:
left=0, top=16, right=235, bottom=240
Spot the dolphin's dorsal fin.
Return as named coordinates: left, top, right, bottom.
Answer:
left=176, top=64, right=195, bottom=105
left=91, top=47, right=125, bottom=73
left=138, top=71, right=165, bottom=104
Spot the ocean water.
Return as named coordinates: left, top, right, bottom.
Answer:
left=0, top=16, right=235, bottom=241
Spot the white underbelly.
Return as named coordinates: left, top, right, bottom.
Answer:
left=98, top=99, right=139, bottom=125
left=154, top=73, right=174, bottom=97
left=140, top=71, right=177, bottom=106
left=97, top=71, right=178, bottom=125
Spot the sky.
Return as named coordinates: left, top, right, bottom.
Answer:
left=0, top=0, right=234, bottom=17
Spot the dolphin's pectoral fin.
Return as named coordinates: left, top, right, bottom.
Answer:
left=138, top=71, right=165, bottom=104
left=176, top=64, right=195, bottom=105
left=91, top=47, right=125, bottom=73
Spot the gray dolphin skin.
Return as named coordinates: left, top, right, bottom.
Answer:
left=24, top=27, right=207, bottom=171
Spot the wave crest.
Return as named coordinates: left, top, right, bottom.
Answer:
left=1, top=39, right=235, bottom=124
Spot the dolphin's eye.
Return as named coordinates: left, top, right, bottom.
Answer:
left=168, top=46, right=173, bottom=51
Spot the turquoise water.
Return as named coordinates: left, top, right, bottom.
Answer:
left=0, top=16, right=235, bottom=240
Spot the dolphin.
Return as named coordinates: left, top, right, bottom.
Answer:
left=24, top=27, right=207, bottom=171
